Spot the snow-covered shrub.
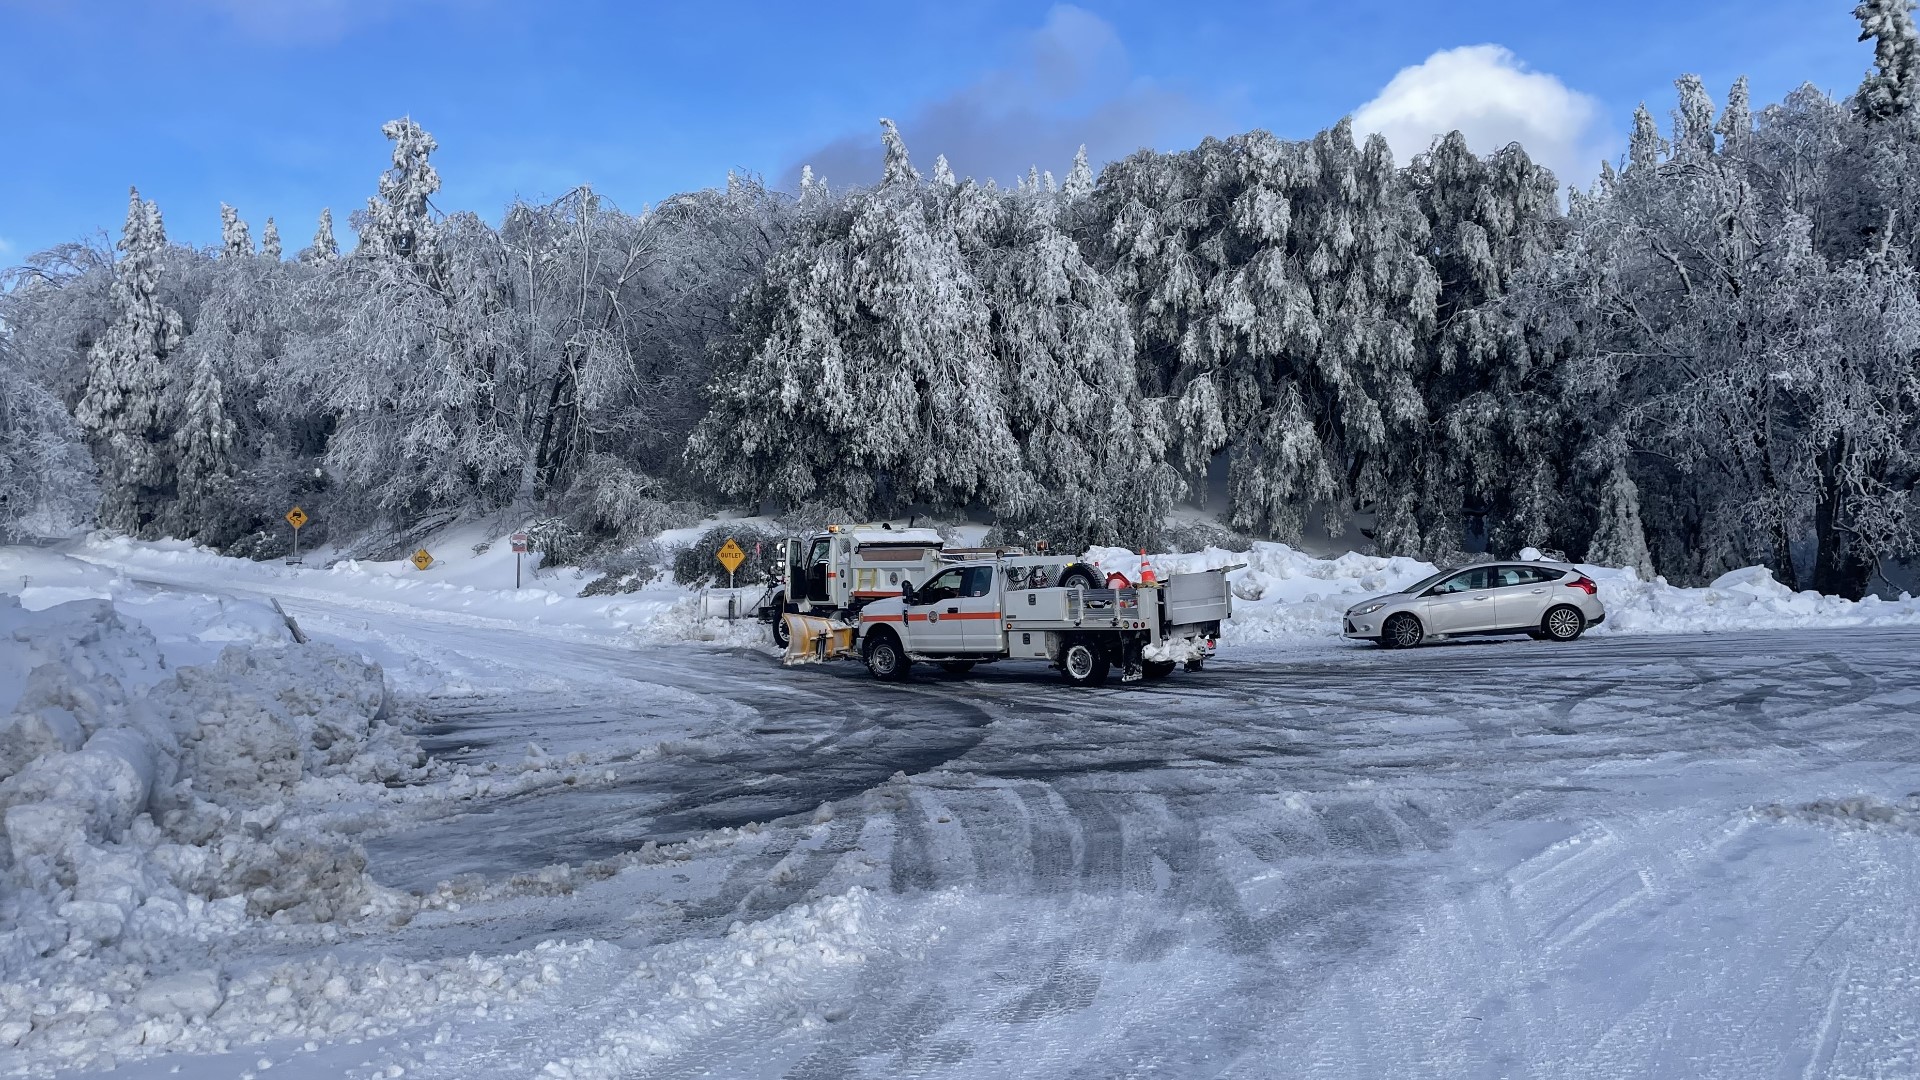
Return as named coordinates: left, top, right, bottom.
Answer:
left=580, top=544, right=665, bottom=595
left=672, top=524, right=783, bottom=587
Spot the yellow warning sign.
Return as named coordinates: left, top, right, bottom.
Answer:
left=285, top=506, right=308, bottom=529
left=410, top=549, right=433, bottom=571
left=716, top=538, right=747, bottom=575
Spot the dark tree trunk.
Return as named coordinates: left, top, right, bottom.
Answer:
left=1811, top=446, right=1872, bottom=599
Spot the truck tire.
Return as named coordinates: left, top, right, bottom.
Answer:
left=769, top=592, right=789, bottom=648
left=1142, top=660, right=1176, bottom=680
left=1058, top=563, right=1101, bottom=590
left=863, top=629, right=912, bottom=682
left=1059, top=636, right=1110, bottom=687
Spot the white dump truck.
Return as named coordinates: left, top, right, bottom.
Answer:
left=790, top=551, right=1232, bottom=686
left=756, top=524, right=950, bottom=648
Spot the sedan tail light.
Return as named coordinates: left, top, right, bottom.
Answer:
left=1566, top=575, right=1598, bottom=595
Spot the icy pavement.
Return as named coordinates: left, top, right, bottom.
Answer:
left=4, top=544, right=1919, bottom=1078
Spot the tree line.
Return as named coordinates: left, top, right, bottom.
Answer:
left=4, top=4, right=1919, bottom=597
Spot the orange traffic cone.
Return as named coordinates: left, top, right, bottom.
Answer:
left=1137, top=549, right=1158, bottom=587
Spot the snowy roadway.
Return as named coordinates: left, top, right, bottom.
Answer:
left=62, top=562, right=1919, bottom=1080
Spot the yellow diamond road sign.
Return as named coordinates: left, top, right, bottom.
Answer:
left=285, top=506, right=308, bottom=529
left=716, top=538, right=747, bottom=575
left=410, top=549, right=433, bottom=571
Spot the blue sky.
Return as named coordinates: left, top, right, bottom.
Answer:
left=0, top=0, right=1875, bottom=261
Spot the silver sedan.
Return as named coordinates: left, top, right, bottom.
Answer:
left=1343, top=562, right=1607, bottom=648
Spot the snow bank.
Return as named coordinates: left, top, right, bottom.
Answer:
left=0, top=596, right=425, bottom=1071
left=70, top=532, right=760, bottom=654
left=0, top=547, right=126, bottom=611
left=1085, top=542, right=1920, bottom=649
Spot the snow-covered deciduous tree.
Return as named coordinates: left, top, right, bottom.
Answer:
left=75, top=188, right=185, bottom=535
left=0, top=356, right=96, bottom=540
left=1526, top=71, right=1920, bottom=596
left=220, top=203, right=253, bottom=258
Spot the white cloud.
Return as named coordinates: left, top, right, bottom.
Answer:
left=0, top=236, right=14, bottom=260
left=1352, top=45, right=1614, bottom=194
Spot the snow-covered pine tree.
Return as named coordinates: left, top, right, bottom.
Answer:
left=304, top=208, right=339, bottom=264
left=220, top=203, right=253, bottom=257
left=1587, top=458, right=1657, bottom=579
left=977, top=173, right=1175, bottom=548
left=170, top=351, right=236, bottom=540
left=1091, top=121, right=1436, bottom=544
left=1404, top=132, right=1568, bottom=556
left=689, top=120, right=1020, bottom=517
left=361, top=117, right=441, bottom=272
left=261, top=217, right=282, bottom=260
left=1672, top=75, right=1718, bottom=161
left=75, top=188, right=184, bottom=535
left=1716, top=76, right=1754, bottom=156
left=1855, top=0, right=1920, bottom=121
left=1629, top=104, right=1667, bottom=172
left=1062, top=145, right=1094, bottom=199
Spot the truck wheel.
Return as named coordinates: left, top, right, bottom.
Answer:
left=1183, top=659, right=1205, bottom=673
left=1142, top=660, right=1176, bottom=680
left=1059, top=637, right=1110, bottom=687
left=1058, top=564, right=1101, bottom=590
left=940, top=661, right=976, bottom=677
left=769, top=592, right=790, bottom=648
left=863, top=629, right=912, bottom=682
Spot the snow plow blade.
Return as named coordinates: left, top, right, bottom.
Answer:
left=783, top=613, right=857, bottom=664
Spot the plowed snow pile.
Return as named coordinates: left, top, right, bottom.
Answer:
left=0, top=595, right=423, bottom=1071
left=1086, top=543, right=1920, bottom=646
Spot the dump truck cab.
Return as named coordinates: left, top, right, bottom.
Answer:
left=757, top=524, right=947, bottom=647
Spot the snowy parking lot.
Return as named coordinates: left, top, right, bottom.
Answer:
left=3, top=543, right=1919, bottom=1078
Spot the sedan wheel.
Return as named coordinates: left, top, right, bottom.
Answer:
left=1542, top=605, right=1586, bottom=642
left=1381, top=612, right=1424, bottom=648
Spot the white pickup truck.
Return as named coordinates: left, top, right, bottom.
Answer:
left=851, top=555, right=1232, bottom=686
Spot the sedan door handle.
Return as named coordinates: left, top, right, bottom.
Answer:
left=1530, top=588, right=1546, bottom=594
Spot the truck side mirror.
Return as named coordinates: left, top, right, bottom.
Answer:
left=901, top=581, right=917, bottom=605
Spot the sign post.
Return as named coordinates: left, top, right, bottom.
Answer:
left=411, top=549, right=433, bottom=572
left=716, top=538, right=747, bottom=619
left=511, top=531, right=530, bottom=589
left=285, top=506, right=308, bottom=561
